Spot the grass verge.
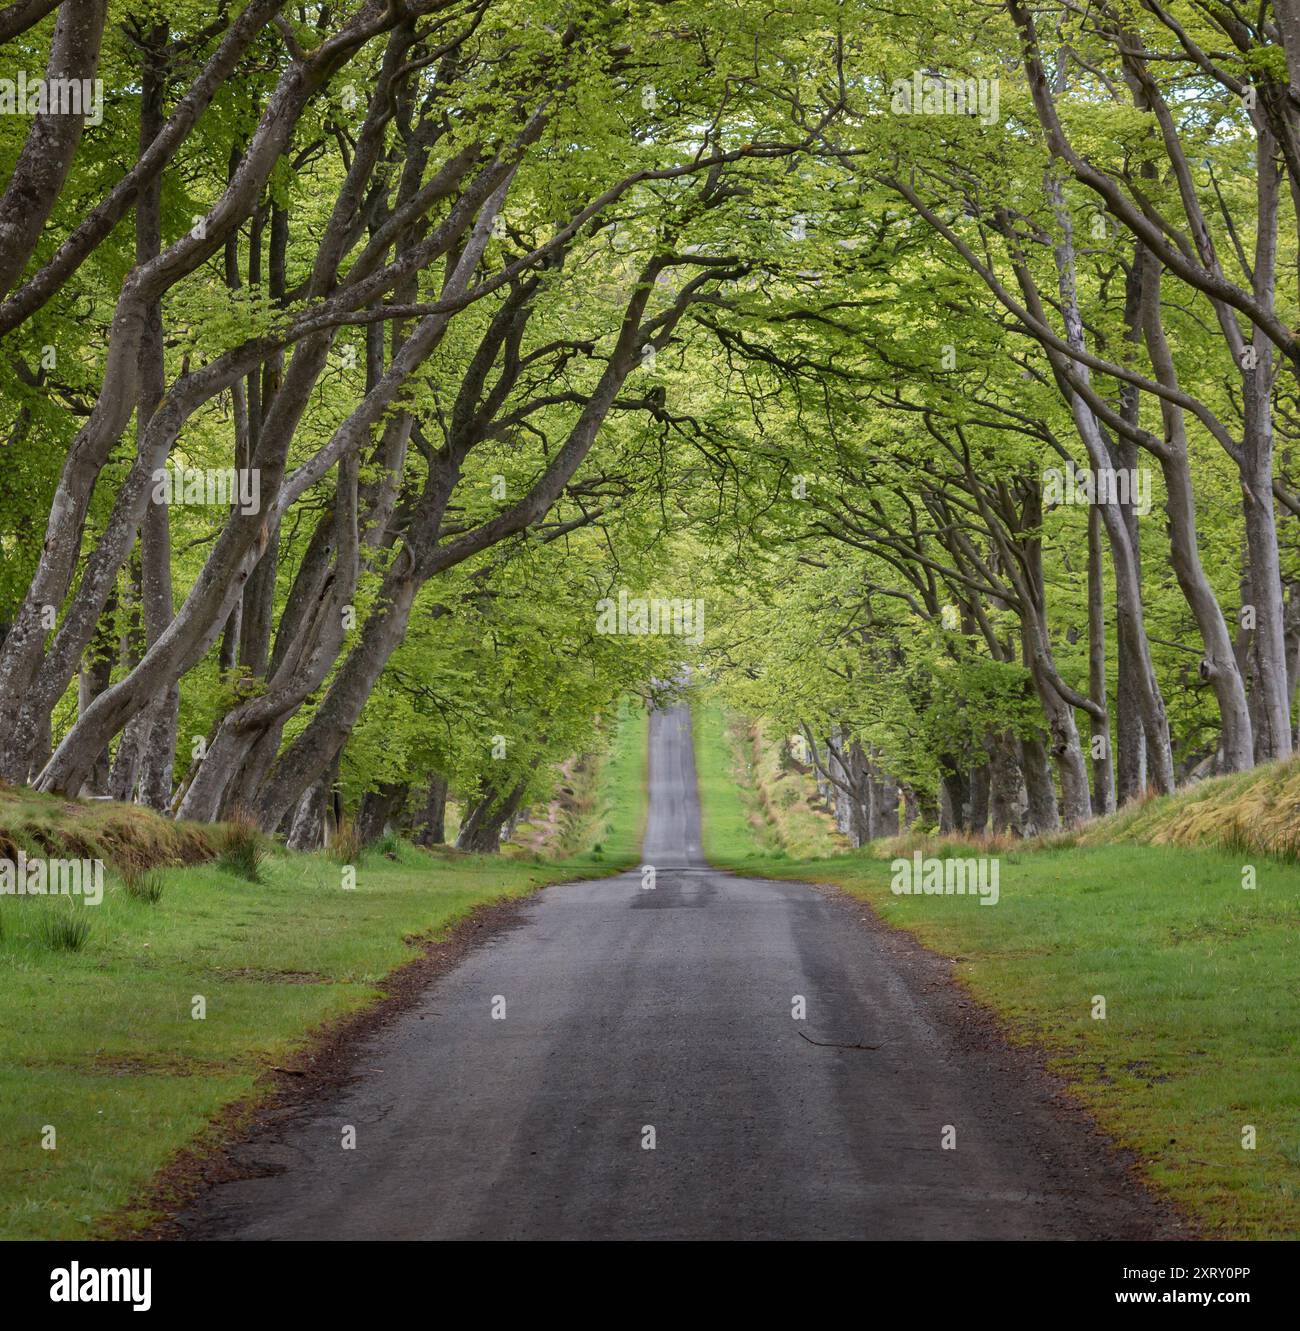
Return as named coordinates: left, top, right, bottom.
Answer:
left=693, top=702, right=840, bottom=861
left=506, top=700, right=649, bottom=863
left=0, top=706, right=649, bottom=1240
left=697, top=710, right=1300, bottom=1240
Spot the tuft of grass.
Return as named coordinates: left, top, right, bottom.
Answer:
left=216, top=810, right=266, bottom=883
left=1216, top=816, right=1300, bottom=866
left=121, top=865, right=165, bottom=904
left=1216, top=817, right=1254, bottom=860
left=38, top=904, right=92, bottom=952
left=874, top=827, right=1020, bottom=860
left=329, top=818, right=362, bottom=865
left=1268, top=826, right=1300, bottom=865
left=369, top=831, right=401, bottom=860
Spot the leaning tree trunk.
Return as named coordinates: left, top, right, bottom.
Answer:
left=455, top=777, right=529, bottom=854
left=252, top=564, right=420, bottom=832
left=1140, top=260, right=1255, bottom=774
left=177, top=456, right=360, bottom=823
left=286, top=779, right=327, bottom=851
left=0, top=31, right=340, bottom=786
left=1044, top=188, right=1174, bottom=798
left=0, top=0, right=107, bottom=298
left=245, top=242, right=677, bottom=832
left=1237, top=128, right=1290, bottom=762
left=132, top=46, right=178, bottom=812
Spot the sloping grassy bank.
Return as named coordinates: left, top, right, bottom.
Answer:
left=0, top=707, right=649, bottom=1240
left=507, top=702, right=649, bottom=863
left=692, top=703, right=840, bottom=860
left=0, top=783, right=218, bottom=870
left=695, top=704, right=1300, bottom=1240
left=1076, top=753, right=1300, bottom=860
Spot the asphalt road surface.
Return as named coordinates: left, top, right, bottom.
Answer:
left=183, top=706, right=1176, bottom=1240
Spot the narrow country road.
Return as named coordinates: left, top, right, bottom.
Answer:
left=182, top=707, right=1176, bottom=1241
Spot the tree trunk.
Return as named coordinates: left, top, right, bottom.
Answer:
left=1019, top=732, right=1060, bottom=835
left=286, top=780, right=326, bottom=852
left=0, top=30, right=347, bottom=782
left=870, top=762, right=899, bottom=840
left=1114, top=247, right=1147, bottom=803
left=77, top=593, right=117, bottom=795
left=1043, top=183, right=1174, bottom=796
left=357, top=781, right=409, bottom=844
left=987, top=731, right=1026, bottom=834
left=938, top=760, right=971, bottom=833
left=132, top=37, right=178, bottom=812
left=0, top=0, right=107, bottom=298
left=416, top=773, right=448, bottom=846
left=1239, top=129, right=1290, bottom=762
left=1087, top=504, right=1116, bottom=814
left=968, top=761, right=990, bottom=834
left=176, top=456, right=360, bottom=822
left=1140, top=263, right=1255, bottom=772
left=455, top=777, right=528, bottom=853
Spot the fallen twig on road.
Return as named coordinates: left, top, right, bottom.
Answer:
left=799, top=1031, right=887, bottom=1051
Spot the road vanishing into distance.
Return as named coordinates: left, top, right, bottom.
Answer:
left=182, top=707, right=1177, bottom=1241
